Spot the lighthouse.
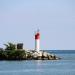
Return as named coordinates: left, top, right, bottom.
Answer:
left=35, top=30, right=40, bottom=52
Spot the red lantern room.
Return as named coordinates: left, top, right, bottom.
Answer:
left=35, top=32, right=40, bottom=40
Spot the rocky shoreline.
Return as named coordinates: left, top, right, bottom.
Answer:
left=25, top=50, right=60, bottom=60
left=0, top=50, right=60, bottom=60
left=0, top=43, right=60, bottom=60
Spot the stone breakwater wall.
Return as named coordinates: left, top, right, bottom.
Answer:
left=26, top=51, right=60, bottom=60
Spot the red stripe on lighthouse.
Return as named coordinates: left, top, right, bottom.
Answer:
left=35, top=32, right=40, bottom=40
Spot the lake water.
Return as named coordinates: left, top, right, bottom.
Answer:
left=0, top=50, right=75, bottom=75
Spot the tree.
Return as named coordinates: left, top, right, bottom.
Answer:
left=4, top=42, right=16, bottom=50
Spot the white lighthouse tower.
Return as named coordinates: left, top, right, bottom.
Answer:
left=35, top=30, right=40, bottom=52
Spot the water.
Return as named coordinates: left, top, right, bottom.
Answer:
left=0, top=50, right=75, bottom=75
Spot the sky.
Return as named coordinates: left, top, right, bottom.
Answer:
left=0, top=0, right=75, bottom=50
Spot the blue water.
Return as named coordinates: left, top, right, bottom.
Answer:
left=0, top=50, right=75, bottom=75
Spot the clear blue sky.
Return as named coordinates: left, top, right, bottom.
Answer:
left=0, top=0, right=75, bottom=50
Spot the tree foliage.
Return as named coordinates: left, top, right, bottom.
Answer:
left=0, top=42, right=27, bottom=60
left=4, top=42, right=16, bottom=50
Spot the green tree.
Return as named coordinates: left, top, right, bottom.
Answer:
left=4, top=42, right=16, bottom=50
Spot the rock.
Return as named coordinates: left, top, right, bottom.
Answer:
left=42, top=52, right=48, bottom=58
left=26, top=50, right=60, bottom=60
